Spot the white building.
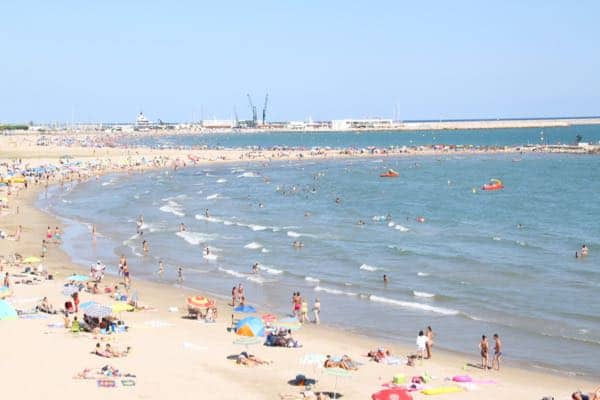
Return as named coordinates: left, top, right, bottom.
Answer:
left=201, top=119, right=234, bottom=129
left=331, top=118, right=394, bottom=130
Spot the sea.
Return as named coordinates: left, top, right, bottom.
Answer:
left=38, top=126, right=600, bottom=377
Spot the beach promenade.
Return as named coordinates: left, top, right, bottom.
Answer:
left=0, top=134, right=597, bottom=400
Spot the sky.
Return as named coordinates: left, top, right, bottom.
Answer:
left=1, top=0, right=599, bottom=123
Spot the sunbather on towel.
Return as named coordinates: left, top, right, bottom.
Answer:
left=367, top=348, right=391, bottom=363
left=236, top=351, right=270, bottom=366
left=572, top=386, right=600, bottom=400
left=279, top=391, right=329, bottom=399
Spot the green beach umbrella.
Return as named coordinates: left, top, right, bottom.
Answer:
left=0, top=300, right=18, bottom=321
left=323, top=367, right=351, bottom=400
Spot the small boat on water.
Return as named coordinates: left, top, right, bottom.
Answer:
left=482, top=178, right=504, bottom=191
left=380, top=169, right=399, bottom=178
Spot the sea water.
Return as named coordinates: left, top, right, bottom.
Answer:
left=39, top=135, right=600, bottom=377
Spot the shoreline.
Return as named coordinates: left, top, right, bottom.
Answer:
left=1, top=140, right=598, bottom=399
left=39, top=159, right=600, bottom=381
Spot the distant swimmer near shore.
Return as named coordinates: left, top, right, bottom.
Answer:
left=581, top=244, right=589, bottom=257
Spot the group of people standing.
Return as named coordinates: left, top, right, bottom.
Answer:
left=292, top=292, right=320, bottom=324
left=479, top=333, right=502, bottom=370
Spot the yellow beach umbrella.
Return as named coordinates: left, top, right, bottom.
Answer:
left=23, top=256, right=41, bottom=264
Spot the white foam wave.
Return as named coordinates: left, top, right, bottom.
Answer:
left=206, top=193, right=221, bottom=200
left=387, top=222, right=395, bottom=227
left=237, top=172, right=260, bottom=178
left=216, top=178, right=227, bottom=183
left=372, top=215, right=386, bottom=221
left=305, top=276, right=320, bottom=283
left=493, top=236, right=501, bottom=241
left=359, top=264, right=378, bottom=272
left=394, top=224, right=410, bottom=232
left=417, top=272, right=430, bottom=277
left=261, top=248, right=270, bottom=253
left=413, top=291, right=435, bottom=298
left=159, top=200, right=185, bottom=217
left=369, top=295, right=458, bottom=316
left=203, top=253, right=218, bottom=261
left=248, top=224, right=267, bottom=231
left=175, top=231, right=216, bottom=245
left=314, top=286, right=356, bottom=296
left=244, top=242, right=263, bottom=250
left=246, top=275, right=266, bottom=284
left=218, top=267, right=245, bottom=278
left=258, top=265, right=283, bottom=275
left=287, top=231, right=301, bottom=238
left=195, top=214, right=223, bottom=223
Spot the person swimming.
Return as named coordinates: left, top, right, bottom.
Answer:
left=383, top=274, right=389, bottom=284
left=179, top=222, right=186, bottom=232
left=581, top=244, right=588, bottom=256
left=251, top=263, right=259, bottom=274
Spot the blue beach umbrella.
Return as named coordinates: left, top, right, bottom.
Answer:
left=235, top=316, right=265, bottom=337
left=233, top=304, right=257, bottom=313
left=67, top=274, right=90, bottom=283
left=0, top=300, right=18, bottom=321
left=79, top=301, right=98, bottom=310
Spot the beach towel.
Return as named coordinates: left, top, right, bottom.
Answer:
left=97, top=379, right=116, bottom=388
left=121, top=379, right=136, bottom=387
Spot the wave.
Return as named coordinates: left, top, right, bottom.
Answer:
left=216, top=178, right=227, bottom=183
left=287, top=230, right=317, bottom=238
left=417, top=272, right=430, bottom=277
left=305, top=276, right=320, bottom=283
left=195, top=214, right=223, bottom=223
left=162, top=194, right=189, bottom=201
left=261, top=248, right=270, bottom=253
left=159, top=200, right=185, bottom=217
left=175, top=231, right=217, bottom=245
left=258, top=265, right=283, bottom=275
left=237, top=172, right=260, bottom=178
left=244, top=242, right=263, bottom=250
left=246, top=275, right=266, bottom=284
left=203, top=253, right=218, bottom=261
left=248, top=224, right=267, bottom=231
left=359, top=264, right=378, bottom=272
left=218, top=267, right=245, bottom=278
left=314, top=286, right=357, bottom=296
left=206, top=193, right=221, bottom=200
left=394, top=224, right=410, bottom=232
left=413, top=291, right=435, bottom=298
left=369, top=295, right=459, bottom=316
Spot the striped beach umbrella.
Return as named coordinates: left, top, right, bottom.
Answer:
left=0, top=300, right=18, bottom=321
left=372, top=388, right=413, bottom=400
left=235, top=316, right=265, bottom=337
left=186, top=295, right=215, bottom=309
left=274, top=316, right=302, bottom=331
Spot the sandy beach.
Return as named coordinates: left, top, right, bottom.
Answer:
left=1, top=135, right=598, bottom=400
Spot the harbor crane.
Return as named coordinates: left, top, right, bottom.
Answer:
left=262, top=93, right=269, bottom=126
left=247, top=94, right=257, bottom=127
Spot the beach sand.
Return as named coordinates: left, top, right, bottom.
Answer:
left=0, top=138, right=597, bottom=400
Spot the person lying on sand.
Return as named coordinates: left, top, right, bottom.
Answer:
left=279, top=391, right=329, bottom=399
left=93, top=342, right=131, bottom=358
left=323, top=355, right=358, bottom=370
left=236, top=351, right=271, bottom=366
left=367, top=348, right=391, bottom=363
left=572, top=386, right=600, bottom=400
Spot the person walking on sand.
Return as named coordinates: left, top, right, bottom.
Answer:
left=176, top=267, right=184, bottom=285
left=231, top=286, right=238, bottom=306
left=492, top=334, right=502, bottom=370
left=426, top=326, right=434, bottom=359
left=479, top=335, right=489, bottom=370
left=158, top=260, right=164, bottom=279
left=3, top=272, right=10, bottom=288
left=313, top=298, right=321, bottom=324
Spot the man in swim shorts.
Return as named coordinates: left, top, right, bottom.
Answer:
left=479, top=335, right=489, bottom=370
left=492, top=334, right=502, bottom=370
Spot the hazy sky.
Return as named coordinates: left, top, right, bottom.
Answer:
left=1, top=0, right=599, bottom=123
